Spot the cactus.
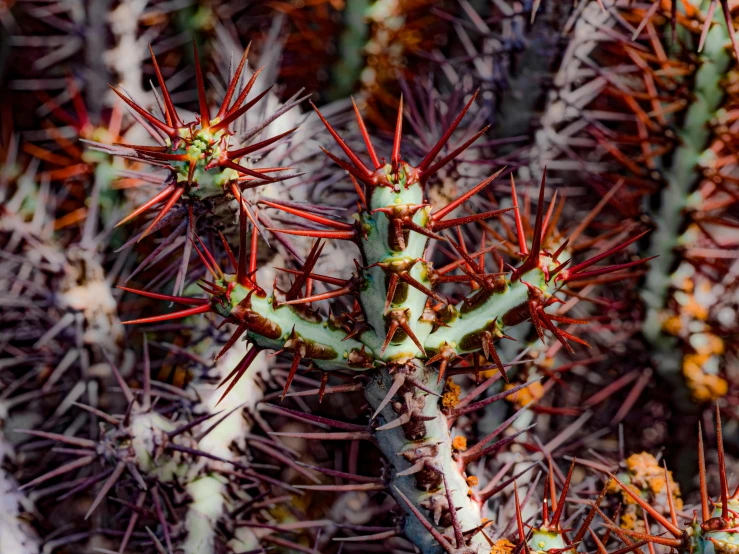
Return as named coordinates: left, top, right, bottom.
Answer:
left=116, top=93, right=652, bottom=552
left=3, top=2, right=739, bottom=554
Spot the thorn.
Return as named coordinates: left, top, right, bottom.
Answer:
left=717, top=403, right=729, bottom=521
left=167, top=411, right=223, bottom=439
left=72, top=403, right=119, bottom=425
left=285, top=241, right=327, bottom=299
left=432, top=167, right=505, bottom=222
left=602, top=526, right=682, bottom=548
left=108, top=85, right=176, bottom=137
left=192, top=40, right=210, bottom=129
left=511, top=174, right=527, bottom=255
left=118, top=492, right=146, bottom=553
left=393, top=486, right=455, bottom=554
left=372, top=373, right=405, bottom=419
left=311, top=101, right=372, bottom=177
left=384, top=274, right=399, bottom=314
left=281, top=284, right=355, bottom=305
left=480, top=329, right=509, bottom=383
left=218, top=230, right=238, bottom=271
left=215, top=323, right=248, bottom=361
left=421, top=124, right=491, bottom=180
left=20, top=456, right=96, bottom=490
left=193, top=234, right=223, bottom=278
left=432, top=207, right=514, bottom=232
left=142, top=334, right=151, bottom=410
left=351, top=97, right=381, bottom=169
left=117, top=286, right=208, bottom=305
left=462, top=425, right=533, bottom=466
left=417, top=90, right=479, bottom=172
left=350, top=175, right=368, bottom=209
left=122, top=303, right=211, bottom=325
left=452, top=379, right=540, bottom=419
left=663, top=462, right=678, bottom=528
left=115, top=184, right=175, bottom=228
left=281, top=348, right=304, bottom=400
left=216, top=346, right=260, bottom=406
left=462, top=407, right=532, bottom=465
left=17, top=429, right=96, bottom=449
left=391, top=94, right=403, bottom=178
left=720, top=0, right=739, bottom=62
left=217, top=42, right=251, bottom=120
left=223, top=65, right=265, bottom=119
left=148, top=45, right=183, bottom=127
left=320, top=146, right=373, bottom=185
left=571, top=475, right=612, bottom=544
left=514, top=482, right=527, bottom=545
left=699, top=1, right=718, bottom=53
left=267, top=228, right=357, bottom=240
left=440, top=471, right=465, bottom=548
left=84, top=462, right=125, bottom=520
left=607, top=473, right=683, bottom=538
left=550, top=461, right=575, bottom=529
left=226, top=127, right=299, bottom=160
left=515, top=172, right=547, bottom=276
left=237, top=200, right=249, bottom=286
left=566, top=231, right=650, bottom=275
left=398, top=272, right=446, bottom=306
left=260, top=198, right=353, bottom=230
left=563, top=256, right=657, bottom=283
left=318, top=372, right=329, bottom=403
left=137, top=187, right=185, bottom=242
left=699, top=422, right=710, bottom=521
left=211, top=82, right=271, bottom=133
left=220, top=159, right=278, bottom=183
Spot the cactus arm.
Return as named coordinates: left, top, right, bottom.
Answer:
left=213, top=280, right=373, bottom=372
left=425, top=268, right=549, bottom=355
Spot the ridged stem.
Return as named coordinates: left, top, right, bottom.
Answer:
left=365, top=363, right=487, bottom=554
left=642, top=7, right=730, bottom=371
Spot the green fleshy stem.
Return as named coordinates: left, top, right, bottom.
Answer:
left=642, top=5, right=731, bottom=377
left=425, top=269, right=548, bottom=355
left=215, top=279, right=372, bottom=372
left=329, top=0, right=370, bottom=99
left=209, top=173, right=560, bottom=552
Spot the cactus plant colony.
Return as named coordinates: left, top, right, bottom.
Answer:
left=1, top=1, right=738, bottom=554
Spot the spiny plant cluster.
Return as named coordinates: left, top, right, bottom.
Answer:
left=1, top=1, right=738, bottom=554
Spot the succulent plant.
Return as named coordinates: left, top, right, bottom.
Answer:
left=3, top=1, right=739, bottom=554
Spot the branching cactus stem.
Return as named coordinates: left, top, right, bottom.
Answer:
left=120, top=95, right=652, bottom=553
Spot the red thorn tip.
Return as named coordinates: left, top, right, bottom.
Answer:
left=117, top=286, right=208, bottom=305
left=417, top=90, right=479, bottom=173
left=432, top=167, right=506, bottom=222
left=217, top=42, right=251, bottom=120
left=311, top=101, right=372, bottom=177
left=192, top=39, right=210, bottom=128
left=567, top=231, right=650, bottom=275
left=391, top=95, right=404, bottom=176
left=267, top=228, right=356, bottom=240
left=122, top=303, right=211, bottom=325
left=351, top=97, right=381, bottom=169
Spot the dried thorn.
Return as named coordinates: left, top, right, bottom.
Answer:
left=393, top=486, right=455, bottom=553
left=84, top=462, right=125, bottom=520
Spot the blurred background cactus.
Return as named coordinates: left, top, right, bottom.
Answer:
left=1, top=1, right=738, bottom=553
